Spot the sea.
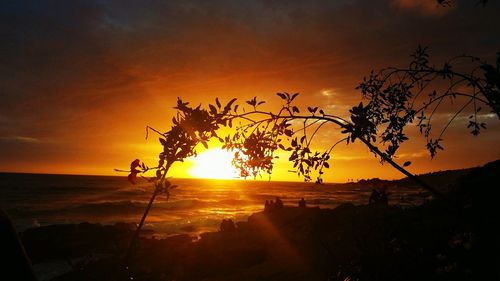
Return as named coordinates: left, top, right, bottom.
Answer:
left=0, top=173, right=426, bottom=237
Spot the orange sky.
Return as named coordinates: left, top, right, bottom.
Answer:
left=1, top=1, right=499, bottom=182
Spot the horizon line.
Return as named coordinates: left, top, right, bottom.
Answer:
left=0, top=163, right=478, bottom=184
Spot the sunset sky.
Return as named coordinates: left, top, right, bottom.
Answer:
left=1, top=0, right=499, bottom=182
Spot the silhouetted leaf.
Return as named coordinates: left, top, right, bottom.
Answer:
left=277, top=93, right=287, bottom=100
left=209, top=104, right=217, bottom=114
left=225, top=98, right=237, bottom=111
left=130, top=159, right=141, bottom=170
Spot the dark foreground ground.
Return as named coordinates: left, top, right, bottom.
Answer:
left=4, top=160, right=500, bottom=281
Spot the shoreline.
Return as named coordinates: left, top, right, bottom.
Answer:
left=7, top=160, right=500, bottom=280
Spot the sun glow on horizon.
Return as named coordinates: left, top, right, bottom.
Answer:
left=188, top=148, right=240, bottom=180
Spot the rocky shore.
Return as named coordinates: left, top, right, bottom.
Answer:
left=9, top=160, right=500, bottom=280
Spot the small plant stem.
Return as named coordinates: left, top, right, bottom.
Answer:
left=123, top=162, right=172, bottom=268
left=124, top=186, right=159, bottom=264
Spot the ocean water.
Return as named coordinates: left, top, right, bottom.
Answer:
left=0, top=173, right=425, bottom=237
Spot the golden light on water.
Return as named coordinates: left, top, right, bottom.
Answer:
left=188, top=148, right=240, bottom=180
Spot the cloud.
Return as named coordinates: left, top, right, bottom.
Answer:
left=1, top=0, right=499, bottom=175
left=0, top=136, right=41, bottom=144
left=397, top=151, right=428, bottom=158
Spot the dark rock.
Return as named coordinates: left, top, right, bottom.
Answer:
left=0, top=208, right=38, bottom=281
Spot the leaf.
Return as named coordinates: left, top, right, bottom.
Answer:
left=130, top=159, right=141, bottom=170
left=403, top=161, right=412, bottom=167
left=292, top=106, right=299, bottom=113
left=291, top=93, right=299, bottom=101
left=209, top=104, right=217, bottom=114
left=277, top=93, right=287, bottom=100
left=246, top=97, right=257, bottom=107
left=323, top=162, right=330, bottom=168
left=225, top=98, right=237, bottom=110
left=216, top=98, right=221, bottom=108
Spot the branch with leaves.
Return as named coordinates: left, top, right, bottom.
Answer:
left=116, top=97, right=235, bottom=267
left=203, top=49, right=499, bottom=195
left=201, top=93, right=445, bottom=197
left=357, top=47, right=499, bottom=158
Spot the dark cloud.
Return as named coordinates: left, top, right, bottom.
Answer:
left=1, top=0, right=499, bottom=176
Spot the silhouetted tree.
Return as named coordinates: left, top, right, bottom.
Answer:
left=118, top=0, right=497, bottom=277
left=118, top=48, right=498, bottom=265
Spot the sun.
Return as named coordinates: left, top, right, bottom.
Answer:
left=188, top=148, right=240, bottom=179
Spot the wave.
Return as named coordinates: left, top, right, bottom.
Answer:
left=216, top=199, right=253, bottom=206
left=36, top=199, right=244, bottom=215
